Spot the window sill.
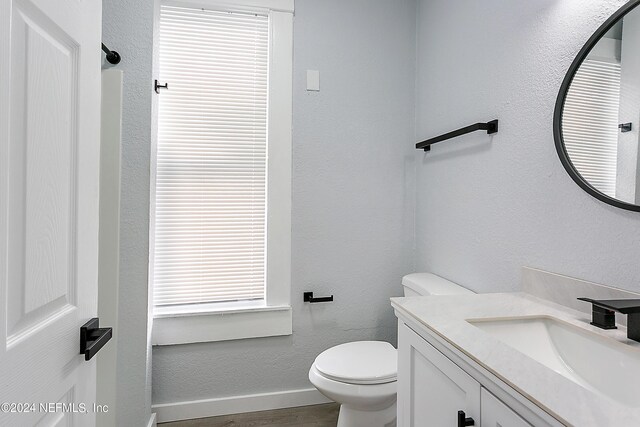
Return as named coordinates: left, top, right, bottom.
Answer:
left=152, top=303, right=292, bottom=346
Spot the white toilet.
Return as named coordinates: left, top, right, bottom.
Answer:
left=308, top=273, right=474, bottom=427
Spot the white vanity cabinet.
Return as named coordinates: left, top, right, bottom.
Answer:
left=398, top=323, right=535, bottom=427
left=398, top=322, right=480, bottom=426
left=481, top=389, right=531, bottom=427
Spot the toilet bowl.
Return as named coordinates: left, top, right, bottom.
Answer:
left=309, top=341, right=397, bottom=427
left=308, top=273, right=474, bottom=427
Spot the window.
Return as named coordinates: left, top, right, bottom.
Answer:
left=563, top=58, right=622, bottom=198
left=150, top=0, right=293, bottom=345
left=155, top=6, right=268, bottom=307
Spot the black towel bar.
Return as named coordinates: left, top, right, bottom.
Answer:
left=416, top=120, right=498, bottom=152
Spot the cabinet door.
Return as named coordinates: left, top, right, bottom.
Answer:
left=481, top=389, right=532, bottom=427
left=398, top=323, right=481, bottom=427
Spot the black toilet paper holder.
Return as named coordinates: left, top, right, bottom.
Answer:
left=303, top=292, right=334, bottom=303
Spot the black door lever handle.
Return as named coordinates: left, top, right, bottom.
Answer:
left=80, top=318, right=113, bottom=361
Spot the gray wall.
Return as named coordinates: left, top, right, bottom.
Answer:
left=415, top=0, right=640, bottom=295
left=102, top=0, right=155, bottom=425
left=102, top=0, right=640, bottom=415
left=151, top=0, right=417, bottom=404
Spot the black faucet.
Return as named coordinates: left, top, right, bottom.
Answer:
left=578, top=298, right=640, bottom=342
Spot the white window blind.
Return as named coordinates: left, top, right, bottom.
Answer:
left=153, top=5, right=269, bottom=307
left=563, top=59, right=621, bottom=197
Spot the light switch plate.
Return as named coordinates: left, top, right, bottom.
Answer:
left=306, top=70, right=320, bottom=91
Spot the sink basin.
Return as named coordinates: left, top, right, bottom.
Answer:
left=467, top=316, right=640, bottom=407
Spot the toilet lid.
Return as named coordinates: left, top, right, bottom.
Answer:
left=314, top=341, right=397, bottom=385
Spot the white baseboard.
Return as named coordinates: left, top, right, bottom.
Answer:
left=146, top=412, right=157, bottom=427
left=152, top=388, right=332, bottom=423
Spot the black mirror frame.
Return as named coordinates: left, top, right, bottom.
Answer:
left=553, top=0, right=640, bottom=212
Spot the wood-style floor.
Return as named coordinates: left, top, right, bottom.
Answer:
left=159, top=403, right=340, bottom=427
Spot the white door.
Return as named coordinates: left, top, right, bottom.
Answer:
left=397, top=323, right=481, bottom=427
left=0, top=0, right=103, bottom=424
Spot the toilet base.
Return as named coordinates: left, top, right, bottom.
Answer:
left=337, top=401, right=397, bottom=427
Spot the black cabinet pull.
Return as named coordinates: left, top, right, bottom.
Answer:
left=457, top=410, right=475, bottom=427
left=80, top=318, right=113, bottom=361
left=303, top=292, right=333, bottom=303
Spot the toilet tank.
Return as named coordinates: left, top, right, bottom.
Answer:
left=402, top=273, right=474, bottom=297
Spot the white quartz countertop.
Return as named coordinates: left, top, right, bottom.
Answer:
left=391, top=292, right=640, bottom=427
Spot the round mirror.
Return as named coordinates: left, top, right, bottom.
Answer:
left=554, top=0, right=640, bottom=212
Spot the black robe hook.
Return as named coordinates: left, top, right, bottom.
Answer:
left=102, top=43, right=121, bottom=65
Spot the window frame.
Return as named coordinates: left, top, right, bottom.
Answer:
left=149, top=0, right=293, bottom=345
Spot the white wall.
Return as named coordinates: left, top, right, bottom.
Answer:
left=415, top=0, right=640, bottom=295
left=102, top=1, right=155, bottom=425
left=102, top=0, right=640, bottom=415
left=151, top=0, right=417, bottom=405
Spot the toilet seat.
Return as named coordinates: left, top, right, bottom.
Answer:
left=313, top=341, right=397, bottom=385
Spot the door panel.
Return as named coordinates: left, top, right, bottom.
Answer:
left=481, top=389, right=532, bottom=427
left=0, top=0, right=102, bottom=424
left=7, top=0, right=79, bottom=343
left=398, top=323, right=481, bottom=427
